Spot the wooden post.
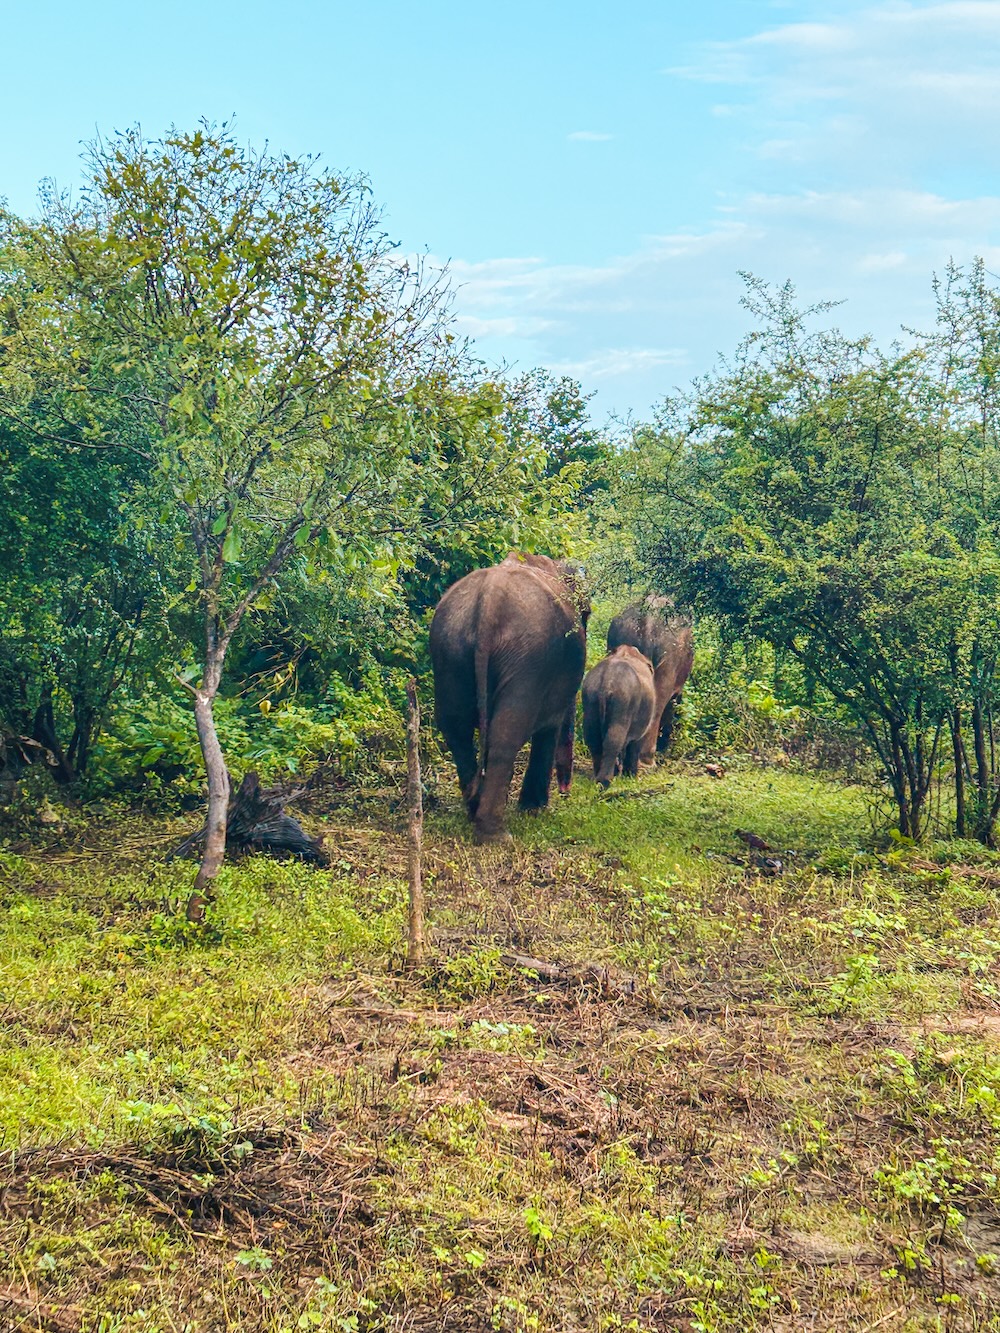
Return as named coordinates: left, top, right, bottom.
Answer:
left=405, top=678, right=427, bottom=966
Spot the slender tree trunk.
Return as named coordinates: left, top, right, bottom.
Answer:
left=971, top=698, right=994, bottom=842
left=899, top=731, right=922, bottom=836
left=973, top=699, right=989, bottom=805
left=186, top=647, right=230, bottom=922
left=32, top=689, right=75, bottom=785
left=890, top=724, right=912, bottom=838
left=405, top=678, right=427, bottom=966
left=67, top=704, right=95, bottom=778
left=952, top=708, right=966, bottom=839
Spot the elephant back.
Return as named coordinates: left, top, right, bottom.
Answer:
left=608, top=596, right=692, bottom=675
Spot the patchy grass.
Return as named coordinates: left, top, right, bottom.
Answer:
left=3, top=760, right=1000, bottom=1330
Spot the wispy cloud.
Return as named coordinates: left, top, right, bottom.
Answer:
left=548, top=347, right=689, bottom=380
left=436, top=4, right=1000, bottom=416
left=668, top=1, right=1000, bottom=178
left=438, top=185, right=1000, bottom=415
left=567, top=130, right=613, bottom=142
left=452, top=313, right=555, bottom=339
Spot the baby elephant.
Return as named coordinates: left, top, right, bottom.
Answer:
left=582, top=646, right=656, bottom=788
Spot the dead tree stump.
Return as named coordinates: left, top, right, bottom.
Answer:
left=170, top=771, right=329, bottom=869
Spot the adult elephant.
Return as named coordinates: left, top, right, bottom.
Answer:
left=607, top=596, right=693, bottom=764
left=430, top=552, right=589, bottom=843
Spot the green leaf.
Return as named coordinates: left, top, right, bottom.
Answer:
left=222, top=526, right=242, bottom=562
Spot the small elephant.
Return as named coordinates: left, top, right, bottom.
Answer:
left=430, top=552, right=589, bottom=842
left=607, top=597, right=693, bottom=764
left=582, top=645, right=656, bottom=788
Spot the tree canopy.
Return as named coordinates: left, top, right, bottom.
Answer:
left=611, top=269, right=1000, bottom=840
left=0, top=123, right=591, bottom=896
left=7, top=121, right=1000, bottom=856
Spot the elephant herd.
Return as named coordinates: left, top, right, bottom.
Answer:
left=429, top=552, right=693, bottom=843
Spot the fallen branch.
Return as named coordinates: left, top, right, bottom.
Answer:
left=500, top=951, right=734, bottom=1015
left=500, top=951, right=636, bottom=999
left=0, top=1287, right=82, bottom=1332
left=906, top=857, right=1000, bottom=881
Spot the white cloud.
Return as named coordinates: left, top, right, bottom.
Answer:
left=567, top=130, right=614, bottom=142
left=430, top=5, right=1000, bottom=417
left=549, top=348, right=690, bottom=380
left=452, top=314, right=555, bottom=339
left=440, top=185, right=1000, bottom=416
left=757, top=137, right=807, bottom=161
left=857, top=250, right=909, bottom=272
left=748, top=20, right=852, bottom=52
left=668, top=1, right=1000, bottom=178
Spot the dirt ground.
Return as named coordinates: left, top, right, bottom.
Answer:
left=4, top=764, right=1000, bottom=1330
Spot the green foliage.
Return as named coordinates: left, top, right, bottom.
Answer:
left=91, top=673, right=404, bottom=801
left=431, top=947, right=505, bottom=1001
left=0, top=122, right=588, bottom=814
left=609, top=266, right=1000, bottom=841
left=520, top=370, right=614, bottom=493
left=666, top=632, right=862, bottom=768
left=0, top=419, right=176, bottom=781
left=522, top=1203, right=554, bottom=1252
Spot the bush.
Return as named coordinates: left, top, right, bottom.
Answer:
left=88, top=672, right=406, bottom=804
left=667, top=636, right=867, bottom=774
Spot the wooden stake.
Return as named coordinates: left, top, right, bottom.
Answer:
left=405, top=678, right=427, bottom=966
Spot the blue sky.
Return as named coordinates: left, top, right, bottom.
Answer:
left=4, top=0, right=999, bottom=419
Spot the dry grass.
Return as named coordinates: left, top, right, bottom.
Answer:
left=3, top=761, right=1000, bottom=1330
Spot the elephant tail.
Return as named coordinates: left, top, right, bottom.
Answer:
left=582, top=682, right=606, bottom=775
left=597, top=702, right=629, bottom=788
left=475, top=636, right=491, bottom=786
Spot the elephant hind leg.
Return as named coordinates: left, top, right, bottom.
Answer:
left=554, top=706, right=576, bottom=796
left=438, top=713, right=480, bottom=818
left=519, top=726, right=557, bottom=812
left=597, top=718, right=628, bottom=787
left=473, top=734, right=522, bottom=843
left=622, top=739, right=643, bottom=778
left=641, top=674, right=671, bottom=764
left=656, top=698, right=678, bottom=753
left=583, top=713, right=603, bottom=780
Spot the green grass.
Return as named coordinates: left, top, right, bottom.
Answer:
left=0, top=857, right=404, bottom=1146
left=516, top=760, right=866, bottom=867
left=3, top=761, right=1000, bottom=1330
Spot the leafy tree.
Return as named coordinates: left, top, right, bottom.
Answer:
left=618, top=275, right=1000, bottom=840
left=397, top=370, right=589, bottom=616
left=0, top=416, right=173, bottom=782
left=518, top=370, right=613, bottom=495
left=0, top=123, right=532, bottom=906
left=924, top=259, right=1000, bottom=838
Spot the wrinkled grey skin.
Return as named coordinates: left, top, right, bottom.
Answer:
left=582, top=645, right=656, bottom=788
left=430, top=553, right=589, bottom=843
left=607, top=596, right=694, bottom=763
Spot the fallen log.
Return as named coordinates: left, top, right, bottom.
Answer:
left=169, top=771, right=329, bottom=867
left=0, top=732, right=57, bottom=805
left=500, top=951, right=636, bottom=999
